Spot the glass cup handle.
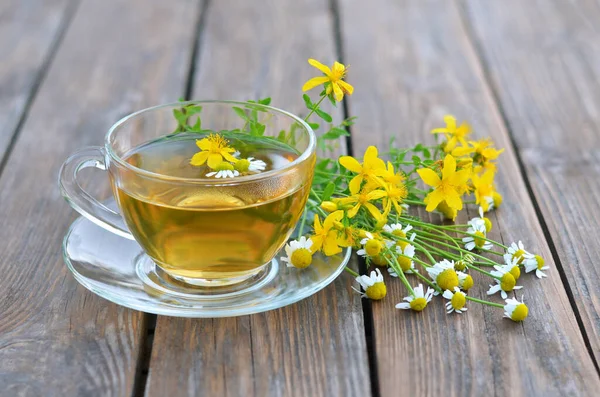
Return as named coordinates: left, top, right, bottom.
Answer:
left=59, top=146, right=134, bottom=240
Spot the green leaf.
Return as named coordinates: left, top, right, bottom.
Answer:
left=321, top=127, right=350, bottom=141
left=423, top=148, right=431, bottom=159
left=233, top=107, right=249, bottom=121
left=173, top=108, right=186, bottom=124
left=303, top=94, right=313, bottom=109
left=308, top=122, right=320, bottom=130
left=341, top=116, right=357, bottom=127
left=315, top=108, right=333, bottom=123
left=322, top=182, right=335, bottom=201
left=185, top=105, right=203, bottom=116
left=259, top=97, right=271, bottom=106
left=412, top=155, right=421, bottom=165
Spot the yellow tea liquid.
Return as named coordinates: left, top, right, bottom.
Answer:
left=114, top=134, right=311, bottom=284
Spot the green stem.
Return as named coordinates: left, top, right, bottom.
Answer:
left=344, top=266, right=359, bottom=277
left=387, top=255, right=415, bottom=295
left=304, top=95, right=327, bottom=122
left=466, top=296, right=504, bottom=308
left=466, top=264, right=500, bottom=279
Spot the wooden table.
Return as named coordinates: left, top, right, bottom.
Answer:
left=1, top=0, right=599, bottom=395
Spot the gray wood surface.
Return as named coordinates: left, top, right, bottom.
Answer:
left=145, top=1, right=370, bottom=396
left=339, top=0, right=600, bottom=395
left=462, top=0, right=600, bottom=365
left=0, top=0, right=198, bottom=395
left=0, top=0, right=75, bottom=162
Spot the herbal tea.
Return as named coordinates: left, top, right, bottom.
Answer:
left=113, top=134, right=312, bottom=284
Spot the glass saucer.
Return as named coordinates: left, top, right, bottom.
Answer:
left=62, top=210, right=351, bottom=318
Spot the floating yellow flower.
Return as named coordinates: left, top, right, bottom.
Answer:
left=190, top=133, right=238, bottom=169
left=311, top=210, right=345, bottom=256
left=431, top=115, right=471, bottom=152
left=302, top=59, right=354, bottom=102
left=339, top=146, right=386, bottom=194
left=417, top=154, right=471, bottom=212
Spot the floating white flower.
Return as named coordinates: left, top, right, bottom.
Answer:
left=524, top=254, right=549, bottom=279
left=281, top=236, right=313, bottom=268
left=462, top=221, right=492, bottom=251
left=206, top=169, right=240, bottom=179
left=353, top=268, right=386, bottom=300
left=504, top=296, right=529, bottom=322
left=247, top=157, right=267, bottom=172
left=395, top=284, right=434, bottom=311
left=487, top=264, right=523, bottom=299
left=443, top=287, right=467, bottom=314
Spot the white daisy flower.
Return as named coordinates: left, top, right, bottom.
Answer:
left=206, top=169, right=240, bottom=179
left=484, top=196, right=494, bottom=211
left=524, top=254, right=549, bottom=279
left=394, top=243, right=417, bottom=273
left=395, top=284, right=434, bottom=311
left=503, top=241, right=534, bottom=265
left=487, top=264, right=523, bottom=299
left=352, top=268, right=386, bottom=300
left=469, top=206, right=492, bottom=233
left=383, top=223, right=413, bottom=236
left=498, top=256, right=521, bottom=280
left=504, top=296, right=529, bottom=322
left=281, top=236, right=313, bottom=268
left=426, top=259, right=458, bottom=293
left=462, top=221, right=492, bottom=251
left=357, top=232, right=384, bottom=258
left=457, top=271, right=474, bottom=291
left=443, top=287, right=468, bottom=314
left=247, top=157, right=267, bottom=172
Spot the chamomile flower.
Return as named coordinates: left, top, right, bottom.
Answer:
left=457, top=271, right=474, bottom=291
left=357, top=232, right=385, bottom=258
left=499, top=257, right=521, bottom=280
left=426, top=259, right=459, bottom=293
left=504, top=296, right=529, bottom=322
left=524, top=254, right=549, bottom=279
left=281, top=236, right=313, bottom=268
left=462, top=221, right=492, bottom=251
left=234, top=157, right=267, bottom=173
left=443, top=287, right=468, bottom=314
left=383, top=223, right=414, bottom=250
left=353, top=268, right=387, bottom=300
left=469, top=206, right=492, bottom=232
left=387, top=244, right=417, bottom=276
left=395, top=284, right=434, bottom=312
left=206, top=162, right=240, bottom=179
left=487, top=264, right=523, bottom=299
left=503, top=241, right=534, bottom=265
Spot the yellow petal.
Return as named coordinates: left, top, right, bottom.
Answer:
left=190, top=151, right=209, bottom=166
left=347, top=203, right=361, bottom=218
left=313, top=214, right=323, bottom=233
left=196, top=139, right=211, bottom=151
left=302, top=76, right=330, bottom=92
left=207, top=153, right=223, bottom=169
left=324, top=210, right=344, bottom=230
left=363, top=146, right=379, bottom=164
left=445, top=137, right=458, bottom=152
left=444, top=189, right=463, bottom=211
left=482, top=147, right=504, bottom=160
left=442, top=154, right=456, bottom=180
left=308, top=59, right=332, bottom=76
left=310, top=235, right=324, bottom=253
left=364, top=202, right=383, bottom=221
left=367, top=189, right=387, bottom=201
left=323, top=231, right=342, bottom=256
left=332, top=61, right=346, bottom=75
left=222, top=151, right=238, bottom=163
left=349, top=175, right=363, bottom=195
left=452, top=146, right=474, bottom=157
left=425, top=189, right=445, bottom=212
left=443, top=115, right=457, bottom=131
left=449, top=169, right=471, bottom=188
left=339, top=156, right=362, bottom=173
left=417, top=168, right=441, bottom=187
left=332, top=82, right=344, bottom=102
left=338, top=80, right=354, bottom=95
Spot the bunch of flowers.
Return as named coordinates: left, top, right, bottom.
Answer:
left=280, top=58, right=549, bottom=322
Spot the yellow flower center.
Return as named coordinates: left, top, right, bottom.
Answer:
left=512, top=249, right=526, bottom=264
left=451, top=292, right=466, bottom=310
left=214, top=161, right=234, bottom=171
left=398, top=256, right=412, bottom=272
left=392, top=230, right=408, bottom=250
left=206, top=133, right=229, bottom=152
left=234, top=159, right=250, bottom=172
left=500, top=273, right=516, bottom=291
left=511, top=303, right=529, bottom=321
left=535, top=255, right=545, bottom=270
left=290, top=248, right=312, bottom=269
left=454, top=260, right=467, bottom=272
left=461, top=274, right=474, bottom=290
left=437, top=269, right=459, bottom=291
left=410, top=297, right=428, bottom=311
left=483, top=217, right=493, bottom=233
left=509, top=266, right=521, bottom=280
left=492, top=192, right=503, bottom=208
left=365, top=282, right=387, bottom=300
left=365, top=239, right=383, bottom=257
left=370, top=253, right=389, bottom=266
left=474, top=231, right=486, bottom=248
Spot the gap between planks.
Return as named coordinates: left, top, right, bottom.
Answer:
left=454, top=0, right=600, bottom=377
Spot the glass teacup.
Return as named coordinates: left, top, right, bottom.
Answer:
left=59, top=101, right=316, bottom=287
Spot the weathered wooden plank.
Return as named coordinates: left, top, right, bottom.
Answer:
left=461, top=0, right=600, bottom=365
left=339, top=0, right=600, bottom=395
left=146, top=1, right=370, bottom=396
left=0, top=0, right=74, bottom=161
left=0, top=0, right=198, bottom=395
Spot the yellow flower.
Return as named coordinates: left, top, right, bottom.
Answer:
left=471, top=169, right=496, bottom=211
left=453, top=138, right=504, bottom=171
left=302, top=59, right=354, bottom=102
left=338, top=189, right=386, bottom=220
left=311, top=210, right=345, bottom=256
left=417, top=154, right=471, bottom=212
left=431, top=115, right=471, bottom=152
left=190, top=133, right=238, bottom=169
left=382, top=182, right=408, bottom=216
left=339, top=146, right=386, bottom=194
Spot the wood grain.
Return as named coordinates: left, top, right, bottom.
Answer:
left=339, top=0, right=600, bottom=395
left=145, top=1, right=370, bottom=396
left=462, top=0, right=600, bottom=365
left=0, top=0, right=74, bottom=161
left=0, top=0, right=198, bottom=395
